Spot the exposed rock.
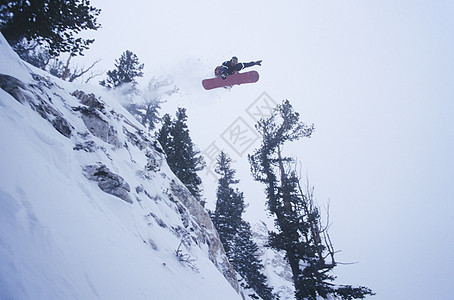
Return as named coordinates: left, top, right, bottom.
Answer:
left=0, top=74, right=72, bottom=138
left=0, top=73, right=30, bottom=104
left=73, top=140, right=97, bottom=152
left=71, top=91, right=121, bottom=147
left=82, top=164, right=132, bottom=204
left=32, top=99, right=72, bottom=138
left=169, top=180, right=239, bottom=293
left=51, top=117, right=72, bottom=137
left=74, top=106, right=121, bottom=147
left=31, top=73, right=57, bottom=90
left=146, top=212, right=167, bottom=228
left=72, top=90, right=105, bottom=111
left=123, top=127, right=149, bottom=150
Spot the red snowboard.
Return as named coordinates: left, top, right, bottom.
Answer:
left=202, top=68, right=259, bottom=90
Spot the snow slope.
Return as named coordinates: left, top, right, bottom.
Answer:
left=0, top=33, right=243, bottom=300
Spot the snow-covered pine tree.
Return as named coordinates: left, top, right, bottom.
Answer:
left=157, top=114, right=173, bottom=152
left=249, top=100, right=373, bottom=300
left=100, top=50, right=144, bottom=89
left=212, top=151, right=243, bottom=255
left=213, top=152, right=273, bottom=300
left=125, top=100, right=162, bottom=131
left=157, top=108, right=205, bottom=201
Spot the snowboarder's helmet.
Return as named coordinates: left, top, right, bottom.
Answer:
left=231, top=56, right=238, bottom=62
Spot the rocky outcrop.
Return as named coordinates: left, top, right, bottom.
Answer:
left=82, top=164, right=132, bottom=204
left=72, top=90, right=121, bottom=148
left=0, top=73, right=30, bottom=104
left=72, top=90, right=105, bottom=111
left=0, top=73, right=73, bottom=138
left=170, top=180, right=239, bottom=293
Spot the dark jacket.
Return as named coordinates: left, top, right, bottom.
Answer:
left=219, top=60, right=257, bottom=76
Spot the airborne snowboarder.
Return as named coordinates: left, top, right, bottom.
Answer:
left=202, top=56, right=262, bottom=90
left=218, top=56, right=262, bottom=79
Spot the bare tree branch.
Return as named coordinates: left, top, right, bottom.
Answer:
left=84, top=69, right=105, bottom=83
left=68, top=59, right=102, bottom=82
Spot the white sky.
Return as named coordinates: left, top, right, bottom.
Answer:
left=74, top=1, right=454, bottom=299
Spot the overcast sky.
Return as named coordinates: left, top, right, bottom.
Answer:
left=74, top=1, right=454, bottom=299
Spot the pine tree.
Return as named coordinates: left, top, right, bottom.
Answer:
left=157, top=114, right=173, bottom=152
left=126, top=99, right=163, bottom=131
left=157, top=108, right=205, bottom=201
left=212, top=152, right=243, bottom=255
left=249, top=100, right=373, bottom=300
left=100, top=50, right=144, bottom=89
left=213, top=152, right=273, bottom=300
left=1, top=0, right=101, bottom=56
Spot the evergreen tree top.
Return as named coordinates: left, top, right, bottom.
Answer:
left=157, top=108, right=204, bottom=201
left=215, top=151, right=239, bottom=185
left=100, top=50, right=144, bottom=89
left=1, top=0, right=101, bottom=56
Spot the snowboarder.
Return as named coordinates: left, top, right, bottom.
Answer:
left=219, top=56, right=262, bottom=79
left=202, top=56, right=261, bottom=90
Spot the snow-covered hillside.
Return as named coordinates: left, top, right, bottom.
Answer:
left=0, top=33, right=245, bottom=300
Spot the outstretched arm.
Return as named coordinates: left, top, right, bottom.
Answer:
left=237, top=60, right=262, bottom=71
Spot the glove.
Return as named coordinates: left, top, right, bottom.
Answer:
left=255, top=60, right=262, bottom=66
left=220, top=73, right=227, bottom=80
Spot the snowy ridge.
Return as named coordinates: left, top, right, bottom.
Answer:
left=0, top=33, right=243, bottom=299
